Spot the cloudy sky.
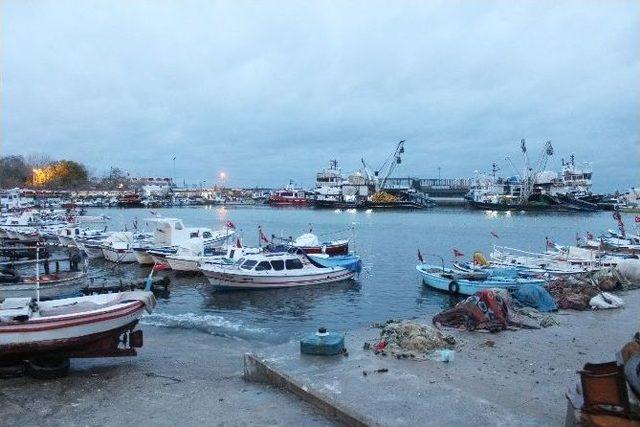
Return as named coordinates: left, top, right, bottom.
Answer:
left=2, top=0, right=638, bottom=190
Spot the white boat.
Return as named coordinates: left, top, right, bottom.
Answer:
left=490, top=245, right=600, bottom=276
left=166, top=242, right=260, bottom=273
left=136, top=217, right=236, bottom=267
left=0, top=291, right=155, bottom=359
left=76, top=239, right=106, bottom=259
left=0, top=270, right=87, bottom=300
left=101, top=232, right=138, bottom=263
left=200, top=251, right=356, bottom=289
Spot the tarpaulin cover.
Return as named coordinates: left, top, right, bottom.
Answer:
left=513, top=283, right=558, bottom=312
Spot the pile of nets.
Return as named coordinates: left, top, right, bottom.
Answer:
left=366, top=320, right=456, bottom=360
left=546, top=276, right=600, bottom=310
left=432, top=289, right=517, bottom=332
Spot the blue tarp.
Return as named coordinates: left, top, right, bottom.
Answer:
left=487, top=267, right=519, bottom=279
left=513, top=283, right=558, bottom=312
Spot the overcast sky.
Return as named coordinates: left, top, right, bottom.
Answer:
left=2, top=0, right=638, bottom=190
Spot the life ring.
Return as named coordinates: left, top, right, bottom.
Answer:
left=448, top=280, right=459, bottom=294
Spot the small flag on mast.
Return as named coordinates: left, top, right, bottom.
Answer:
left=453, top=249, right=464, bottom=258
left=417, top=250, right=424, bottom=263
left=226, top=220, right=236, bottom=229
left=490, top=231, right=499, bottom=239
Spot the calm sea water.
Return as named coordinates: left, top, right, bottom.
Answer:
left=81, top=206, right=633, bottom=342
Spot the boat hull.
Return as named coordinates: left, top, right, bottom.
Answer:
left=102, top=247, right=137, bottom=263
left=165, top=256, right=199, bottom=272
left=0, top=301, right=146, bottom=358
left=133, top=249, right=154, bottom=265
left=202, top=267, right=355, bottom=289
left=416, top=264, right=545, bottom=296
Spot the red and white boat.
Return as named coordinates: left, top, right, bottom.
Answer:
left=271, top=233, right=349, bottom=255
left=0, top=291, right=155, bottom=360
left=268, top=184, right=310, bottom=206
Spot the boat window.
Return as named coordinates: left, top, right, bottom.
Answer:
left=241, top=260, right=257, bottom=270
left=285, top=258, right=304, bottom=270
left=75, top=229, right=80, bottom=235
left=202, top=231, right=212, bottom=238
left=255, top=261, right=272, bottom=271
left=271, top=260, right=285, bottom=270
left=229, top=249, right=235, bottom=259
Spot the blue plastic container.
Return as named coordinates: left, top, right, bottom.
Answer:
left=300, top=328, right=345, bottom=356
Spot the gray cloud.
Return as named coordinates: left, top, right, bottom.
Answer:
left=2, top=0, right=638, bottom=191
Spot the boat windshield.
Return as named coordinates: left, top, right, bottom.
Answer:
left=241, top=260, right=258, bottom=270
left=285, top=258, right=304, bottom=270
left=255, top=261, right=272, bottom=271
left=271, top=260, right=285, bottom=270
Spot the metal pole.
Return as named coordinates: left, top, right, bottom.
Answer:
left=36, top=245, right=40, bottom=303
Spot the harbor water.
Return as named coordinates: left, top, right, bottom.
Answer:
left=82, top=206, right=632, bottom=343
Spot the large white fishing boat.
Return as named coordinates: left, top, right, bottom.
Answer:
left=200, top=251, right=356, bottom=289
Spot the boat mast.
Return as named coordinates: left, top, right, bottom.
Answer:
left=35, top=244, right=40, bottom=303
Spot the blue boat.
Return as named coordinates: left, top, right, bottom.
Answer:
left=308, top=254, right=362, bottom=274
left=416, top=264, right=546, bottom=296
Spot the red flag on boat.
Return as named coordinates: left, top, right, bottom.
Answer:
left=259, top=229, right=270, bottom=243
left=236, top=237, right=242, bottom=248
left=417, top=250, right=424, bottom=263
left=226, top=220, right=236, bottom=229
left=545, top=237, right=555, bottom=249
left=453, top=249, right=464, bottom=258
left=490, top=231, right=499, bottom=239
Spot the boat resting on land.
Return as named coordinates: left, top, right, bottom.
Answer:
left=0, top=291, right=155, bottom=360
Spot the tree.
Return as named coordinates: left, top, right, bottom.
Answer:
left=51, top=160, right=89, bottom=189
left=0, top=155, right=30, bottom=188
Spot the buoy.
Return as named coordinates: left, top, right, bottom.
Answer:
left=300, top=327, right=345, bottom=356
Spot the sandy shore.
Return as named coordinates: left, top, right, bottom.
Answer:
left=2, top=290, right=638, bottom=426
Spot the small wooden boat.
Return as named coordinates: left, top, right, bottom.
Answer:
left=200, top=252, right=355, bottom=289
left=416, top=264, right=545, bottom=296
left=0, top=270, right=87, bottom=300
left=0, top=291, right=156, bottom=360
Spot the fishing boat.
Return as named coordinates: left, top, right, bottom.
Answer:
left=270, top=233, right=349, bottom=256
left=490, top=246, right=601, bottom=276
left=134, top=217, right=235, bottom=266
left=416, top=264, right=545, bottom=296
left=200, top=251, right=356, bottom=289
left=268, top=183, right=310, bottom=206
left=101, top=232, right=138, bottom=263
left=307, top=253, right=362, bottom=273
left=0, top=291, right=155, bottom=360
left=0, top=270, right=87, bottom=300
left=166, top=241, right=260, bottom=273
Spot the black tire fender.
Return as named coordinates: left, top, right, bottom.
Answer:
left=448, top=280, right=460, bottom=294
left=27, top=357, right=70, bottom=380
